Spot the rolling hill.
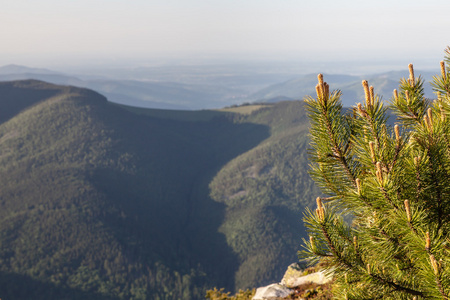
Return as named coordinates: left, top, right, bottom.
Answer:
left=0, top=80, right=318, bottom=299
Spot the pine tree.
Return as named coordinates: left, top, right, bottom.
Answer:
left=299, top=47, right=450, bottom=299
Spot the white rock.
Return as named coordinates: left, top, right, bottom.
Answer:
left=281, top=270, right=333, bottom=288
left=252, top=283, right=294, bottom=300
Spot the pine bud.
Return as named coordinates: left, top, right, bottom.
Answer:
left=369, top=86, right=375, bottom=106
left=316, top=197, right=322, bottom=209
left=356, top=178, right=361, bottom=194
left=405, top=90, right=410, bottom=103
left=376, top=171, right=382, bottom=183
left=376, top=162, right=383, bottom=182
left=440, top=103, right=445, bottom=121
left=393, top=89, right=398, bottom=102
left=357, top=102, right=368, bottom=118
left=324, top=82, right=329, bottom=98
left=404, top=199, right=411, bottom=222
left=318, top=74, right=325, bottom=100
left=427, top=108, right=433, bottom=131
left=408, top=63, right=415, bottom=87
left=362, top=80, right=370, bottom=107
left=430, top=254, right=439, bottom=275
left=315, top=84, right=321, bottom=99
left=425, top=232, right=431, bottom=250
left=309, top=236, right=315, bottom=249
left=440, top=61, right=446, bottom=78
left=318, top=73, right=324, bottom=86
left=424, top=114, right=431, bottom=131
left=316, top=197, right=325, bottom=221
left=317, top=74, right=325, bottom=102
left=369, top=141, right=375, bottom=162
left=394, top=124, right=400, bottom=142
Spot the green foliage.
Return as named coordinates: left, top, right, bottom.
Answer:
left=299, top=49, right=450, bottom=299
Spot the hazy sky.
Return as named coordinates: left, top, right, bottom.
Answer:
left=1, top=0, right=449, bottom=68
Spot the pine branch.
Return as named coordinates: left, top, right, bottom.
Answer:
left=368, top=273, right=424, bottom=297
left=302, top=54, right=450, bottom=299
left=321, top=102, right=357, bottom=186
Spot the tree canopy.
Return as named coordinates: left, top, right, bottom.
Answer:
left=300, top=47, right=450, bottom=299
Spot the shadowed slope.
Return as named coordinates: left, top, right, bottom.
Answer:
left=0, top=80, right=271, bottom=299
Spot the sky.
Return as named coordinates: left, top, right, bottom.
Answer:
left=1, top=0, right=449, bottom=69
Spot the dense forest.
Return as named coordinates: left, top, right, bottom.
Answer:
left=0, top=80, right=317, bottom=299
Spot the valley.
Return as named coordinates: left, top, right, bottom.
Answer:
left=0, top=80, right=318, bottom=299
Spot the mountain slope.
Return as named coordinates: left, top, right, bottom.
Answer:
left=0, top=81, right=317, bottom=299
left=209, top=101, right=318, bottom=289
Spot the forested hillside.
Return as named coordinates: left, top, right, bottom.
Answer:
left=0, top=80, right=317, bottom=299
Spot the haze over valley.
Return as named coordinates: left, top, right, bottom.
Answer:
left=0, top=61, right=441, bottom=110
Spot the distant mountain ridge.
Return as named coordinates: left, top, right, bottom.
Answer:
left=0, top=80, right=318, bottom=299
left=249, top=70, right=437, bottom=106
left=0, top=65, right=247, bottom=110
left=0, top=64, right=61, bottom=75
left=2, top=64, right=440, bottom=111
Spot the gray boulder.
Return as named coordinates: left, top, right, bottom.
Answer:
left=281, top=263, right=333, bottom=288
left=252, top=283, right=294, bottom=300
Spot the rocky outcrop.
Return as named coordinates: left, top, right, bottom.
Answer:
left=252, top=283, right=294, bottom=300
left=252, top=263, right=333, bottom=300
left=281, top=263, right=332, bottom=288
